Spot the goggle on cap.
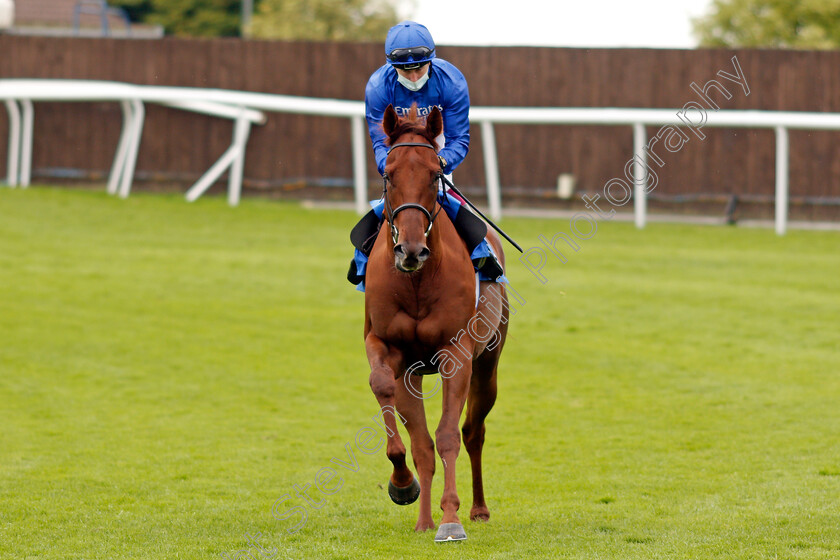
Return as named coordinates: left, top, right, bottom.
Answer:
left=385, top=21, right=436, bottom=69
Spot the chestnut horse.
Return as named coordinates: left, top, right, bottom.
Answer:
left=364, top=104, right=509, bottom=542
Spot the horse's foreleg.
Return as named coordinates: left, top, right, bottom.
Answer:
left=365, top=333, right=415, bottom=492
left=396, top=374, right=436, bottom=532
left=434, top=346, right=473, bottom=537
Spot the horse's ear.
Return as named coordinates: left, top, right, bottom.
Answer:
left=382, top=104, right=398, bottom=137
left=426, top=106, right=443, bottom=139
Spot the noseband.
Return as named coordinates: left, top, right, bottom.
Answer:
left=382, top=142, right=444, bottom=245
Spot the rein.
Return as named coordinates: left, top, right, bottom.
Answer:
left=384, top=142, right=524, bottom=253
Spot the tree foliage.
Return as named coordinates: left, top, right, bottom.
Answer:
left=108, top=0, right=404, bottom=39
left=110, top=0, right=241, bottom=37
left=693, top=0, right=840, bottom=49
left=149, top=0, right=241, bottom=37
left=248, top=0, right=401, bottom=41
left=108, top=0, right=153, bottom=24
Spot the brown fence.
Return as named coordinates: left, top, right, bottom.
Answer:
left=2, top=36, right=840, bottom=219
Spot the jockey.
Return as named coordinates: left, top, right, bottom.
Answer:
left=348, top=20, right=505, bottom=290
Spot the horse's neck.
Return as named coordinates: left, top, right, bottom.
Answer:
left=426, top=209, right=469, bottom=266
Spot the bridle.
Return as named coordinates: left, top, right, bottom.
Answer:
left=382, top=143, right=525, bottom=254
left=382, top=142, right=445, bottom=245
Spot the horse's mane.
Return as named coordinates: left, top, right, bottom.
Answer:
left=382, top=105, right=438, bottom=147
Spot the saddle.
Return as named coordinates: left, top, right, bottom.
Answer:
left=347, top=197, right=493, bottom=285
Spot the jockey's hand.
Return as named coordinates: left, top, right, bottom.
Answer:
left=438, top=155, right=447, bottom=170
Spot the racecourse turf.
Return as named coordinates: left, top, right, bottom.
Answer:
left=1, top=186, right=838, bottom=560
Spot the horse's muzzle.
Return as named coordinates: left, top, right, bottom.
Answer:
left=394, top=242, right=430, bottom=272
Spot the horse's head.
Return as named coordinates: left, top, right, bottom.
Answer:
left=381, top=104, right=443, bottom=273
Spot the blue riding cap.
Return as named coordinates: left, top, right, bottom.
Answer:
left=385, top=21, right=436, bottom=67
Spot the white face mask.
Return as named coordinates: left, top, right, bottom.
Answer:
left=396, top=69, right=430, bottom=92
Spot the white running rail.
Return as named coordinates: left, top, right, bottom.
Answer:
left=0, top=80, right=266, bottom=205
left=4, top=79, right=839, bottom=234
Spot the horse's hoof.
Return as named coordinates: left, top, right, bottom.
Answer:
left=470, top=509, right=490, bottom=522
left=388, top=477, right=420, bottom=505
left=434, top=523, right=467, bottom=543
left=414, top=519, right=436, bottom=532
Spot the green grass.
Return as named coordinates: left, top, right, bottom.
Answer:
left=1, top=186, right=838, bottom=559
